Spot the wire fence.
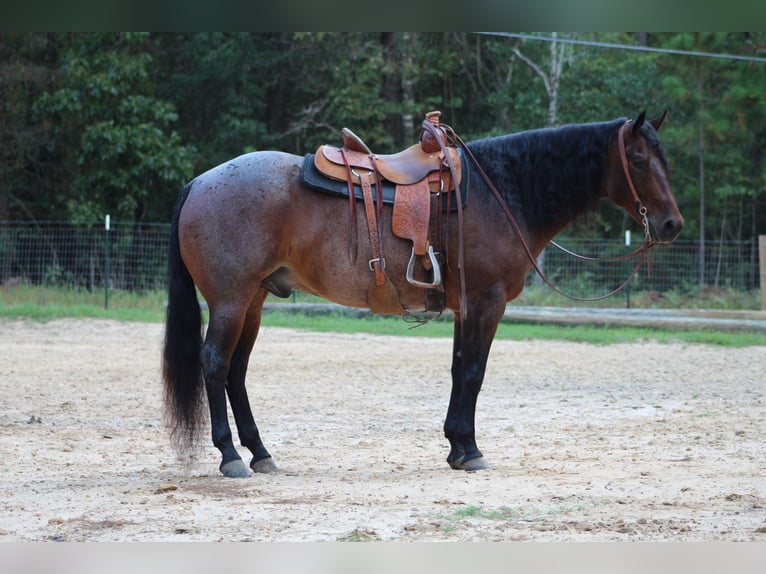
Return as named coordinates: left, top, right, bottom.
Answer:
left=0, top=221, right=169, bottom=293
left=539, top=237, right=760, bottom=296
left=0, top=221, right=761, bottom=297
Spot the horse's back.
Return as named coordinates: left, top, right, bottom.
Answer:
left=184, top=150, right=301, bottom=212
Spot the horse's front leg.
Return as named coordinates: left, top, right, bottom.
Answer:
left=444, top=300, right=505, bottom=471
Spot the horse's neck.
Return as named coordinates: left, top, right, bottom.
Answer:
left=470, top=123, right=612, bottom=251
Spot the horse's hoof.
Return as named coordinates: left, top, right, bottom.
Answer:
left=220, top=459, right=251, bottom=478
left=449, top=456, right=492, bottom=471
left=251, top=457, right=279, bottom=474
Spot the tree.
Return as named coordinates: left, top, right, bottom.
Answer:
left=657, top=32, right=766, bottom=287
left=33, top=33, right=194, bottom=223
left=1, top=31, right=764, bottom=249
left=156, top=33, right=281, bottom=171
left=0, top=33, right=65, bottom=221
left=511, top=32, right=572, bottom=128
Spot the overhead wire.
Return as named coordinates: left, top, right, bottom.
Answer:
left=476, top=32, right=766, bottom=63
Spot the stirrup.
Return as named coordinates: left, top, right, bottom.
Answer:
left=405, top=245, right=441, bottom=288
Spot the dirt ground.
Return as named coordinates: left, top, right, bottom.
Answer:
left=1, top=318, right=764, bottom=542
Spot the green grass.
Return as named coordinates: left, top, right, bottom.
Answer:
left=435, top=505, right=523, bottom=534
left=336, top=528, right=379, bottom=542
left=2, top=285, right=764, bottom=347
left=260, top=310, right=766, bottom=347
left=433, top=502, right=593, bottom=534
left=0, top=285, right=166, bottom=322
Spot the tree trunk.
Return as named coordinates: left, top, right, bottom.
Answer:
left=748, top=142, right=763, bottom=289
left=697, top=65, right=706, bottom=288
left=714, top=198, right=726, bottom=288
left=512, top=32, right=570, bottom=279
left=400, top=32, right=416, bottom=144
left=546, top=32, right=562, bottom=128
left=380, top=32, right=401, bottom=147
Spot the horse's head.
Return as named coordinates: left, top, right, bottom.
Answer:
left=606, top=111, right=684, bottom=244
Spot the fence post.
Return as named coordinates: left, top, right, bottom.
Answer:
left=760, top=235, right=766, bottom=311
left=624, top=230, right=632, bottom=309
left=104, top=215, right=111, bottom=309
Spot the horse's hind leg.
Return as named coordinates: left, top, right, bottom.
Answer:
left=226, top=289, right=278, bottom=474
left=201, top=302, right=252, bottom=477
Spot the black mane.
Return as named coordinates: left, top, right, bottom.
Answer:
left=466, top=118, right=625, bottom=235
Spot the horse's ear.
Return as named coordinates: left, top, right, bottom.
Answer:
left=649, top=110, right=668, bottom=132
left=632, top=111, right=647, bottom=134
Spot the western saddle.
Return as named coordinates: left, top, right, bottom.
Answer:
left=313, top=111, right=465, bottom=316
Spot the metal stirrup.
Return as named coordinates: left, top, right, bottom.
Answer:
left=405, top=245, right=441, bottom=288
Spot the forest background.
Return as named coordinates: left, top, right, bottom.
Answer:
left=1, top=32, right=764, bottom=248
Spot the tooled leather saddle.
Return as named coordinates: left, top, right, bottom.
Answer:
left=300, top=111, right=468, bottom=316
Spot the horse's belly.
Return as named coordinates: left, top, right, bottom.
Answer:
left=283, top=244, right=431, bottom=313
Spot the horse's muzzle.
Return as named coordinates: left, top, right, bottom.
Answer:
left=652, top=214, right=684, bottom=244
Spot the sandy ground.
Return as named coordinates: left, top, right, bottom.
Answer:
left=0, top=318, right=764, bottom=542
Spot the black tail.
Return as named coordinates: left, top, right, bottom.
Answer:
left=162, top=182, right=205, bottom=453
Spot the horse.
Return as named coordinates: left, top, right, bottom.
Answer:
left=162, top=111, right=683, bottom=477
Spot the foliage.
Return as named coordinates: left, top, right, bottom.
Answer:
left=7, top=33, right=195, bottom=223
left=1, top=32, right=764, bottom=246
left=46, top=34, right=194, bottom=223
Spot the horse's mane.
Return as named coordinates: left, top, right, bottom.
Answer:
left=466, top=118, right=627, bottom=235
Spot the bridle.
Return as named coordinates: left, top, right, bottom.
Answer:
left=617, top=120, right=653, bottom=245
left=445, top=119, right=656, bottom=302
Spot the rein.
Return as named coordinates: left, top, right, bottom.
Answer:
left=444, top=120, right=656, bottom=303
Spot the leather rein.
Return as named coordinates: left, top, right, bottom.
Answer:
left=438, top=119, right=656, bottom=303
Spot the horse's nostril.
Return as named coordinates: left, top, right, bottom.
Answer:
left=663, top=217, right=683, bottom=239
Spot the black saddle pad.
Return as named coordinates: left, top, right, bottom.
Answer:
left=300, top=150, right=468, bottom=211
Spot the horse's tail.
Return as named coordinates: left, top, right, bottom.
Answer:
left=162, top=182, right=205, bottom=454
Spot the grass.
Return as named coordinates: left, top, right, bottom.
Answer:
left=336, top=528, right=379, bottom=542
left=0, top=284, right=167, bottom=323
left=436, top=505, right=523, bottom=534
left=260, top=310, right=766, bottom=347
left=1, top=284, right=764, bottom=347
left=433, top=502, right=592, bottom=534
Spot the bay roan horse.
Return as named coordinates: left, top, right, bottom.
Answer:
left=162, top=111, right=683, bottom=477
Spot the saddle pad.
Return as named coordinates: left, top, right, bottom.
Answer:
left=300, top=151, right=468, bottom=212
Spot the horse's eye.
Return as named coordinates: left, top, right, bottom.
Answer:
left=631, top=154, right=648, bottom=170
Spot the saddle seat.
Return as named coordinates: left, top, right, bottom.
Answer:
left=317, top=136, right=461, bottom=191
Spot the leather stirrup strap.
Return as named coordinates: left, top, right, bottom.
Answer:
left=340, top=149, right=359, bottom=264
left=359, top=170, right=386, bottom=286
